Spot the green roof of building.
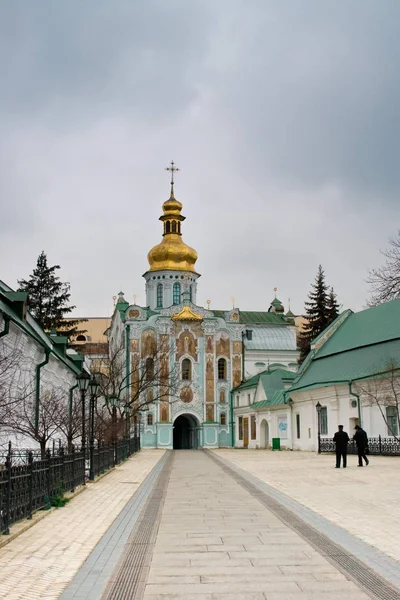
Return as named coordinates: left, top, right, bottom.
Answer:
left=234, top=367, right=295, bottom=409
left=212, top=310, right=292, bottom=325
left=290, top=299, right=400, bottom=393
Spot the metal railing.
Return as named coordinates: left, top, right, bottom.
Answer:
left=0, top=435, right=141, bottom=535
left=318, top=435, right=400, bottom=456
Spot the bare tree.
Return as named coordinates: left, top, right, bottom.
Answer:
left=1, top=387, right=67, bottom=457
left=91, top=338, right=181, bottom=440
left=367, top=230, right=400, bottom=306
left=355, top=360, right=400, bottom=441
left=52, top=388, right=82, bottom=452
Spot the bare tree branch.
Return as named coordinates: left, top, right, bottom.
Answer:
left=367, top=230, right=400, bottom=306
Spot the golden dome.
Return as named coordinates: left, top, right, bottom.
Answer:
left=147, top=188, right=199, bottom=274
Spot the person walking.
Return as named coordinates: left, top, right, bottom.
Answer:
left=333, top=425, right=349, bottom=468
left=353, top=425, right=369, bottom=466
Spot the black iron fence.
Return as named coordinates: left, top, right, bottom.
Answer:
left=318, top=435, right=400, bottom=456
left=0, top=435, right=140, bottom=535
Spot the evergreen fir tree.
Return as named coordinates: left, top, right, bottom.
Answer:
left=326, top=286, right=340, bottom=322
left=298, top=265, right=337, bottom=364
left=18, top=251, right=85, bottom=339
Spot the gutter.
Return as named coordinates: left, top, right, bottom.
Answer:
left=349, top=381, right=362, bottom=427
left=35, top=349, right=50, bottom=433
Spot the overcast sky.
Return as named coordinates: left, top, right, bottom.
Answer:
left=0, top=1, right=399, bottom=317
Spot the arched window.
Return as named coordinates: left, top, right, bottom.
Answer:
left=76, top=334, right=86, bottom=342
left=147, top=413, right=153, bottom=426
left=182, top=358, right=191, bottom=381
left=189, top=285, right=193, bottom=302
left=166, top=221, right=171, bottom=234
left=173, top=282, right=181, bottom=305
left=145, top=357, right=154, bottom=380
left=218, top=358, right=227, bottom=380
left=220, top=413, right=226, bottom=425
left=219, top=390, right=226, bottom=404
left=156, top=283, right=163, bottom=308
left=172, top=221, right=177, bottom=233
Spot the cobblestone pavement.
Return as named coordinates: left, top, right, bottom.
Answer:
left=213, top=449, right=400, bottom=563
left=0, top=449, right=165, bottom=600
left=143, top=451, right=369, bottom=599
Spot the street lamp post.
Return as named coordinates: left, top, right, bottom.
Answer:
left=77, top=371, right=90, bottom=481
left=316, top=401, right=322, bottom=454
left=89, top=378, right=100, bottom=481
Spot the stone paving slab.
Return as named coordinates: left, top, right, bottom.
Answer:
left=0, top=449, right=165, bottom=600
left=213, top=449, right=400, bottom=563
left=143, top=451, right=369, bottom=600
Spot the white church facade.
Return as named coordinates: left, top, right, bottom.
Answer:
left=107, top=171, right=299, bottom=449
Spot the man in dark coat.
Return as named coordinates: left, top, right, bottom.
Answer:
left=333, top=425, right=349, bottom=468
left=353, top=425, right=369, bottom=466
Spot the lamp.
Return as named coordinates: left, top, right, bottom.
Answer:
left=89, top=378, right=100, bottom=397
left=315, top=401, right=322, bottom=453
left=77, top=371, right=90, bottom=391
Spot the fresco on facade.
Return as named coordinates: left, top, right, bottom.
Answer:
left=232, top=355, right=242, bottom=388
left=206, top=404, right=215, bottom=422
left=130, top=339, right=139, bottom=352
left=216, top=332, right=230, bottom=358
left=175, top=329, right=198, bottom=361
left=160, top=403, right=169, bottom=422
left=141, top=330, right=157, bottom=356
left=180, top=386, right=193, bottom=403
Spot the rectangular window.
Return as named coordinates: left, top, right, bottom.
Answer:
left=320, top=406, right=328, bottom=435
left=251, top=415, right=256, bottom=440
left=236, top=395, right=240, bottom=407
left=247, top=393, right=251, bottom=405
left=296, top=413, right=301, bottom=439
left=238, top=416, right=243, bottom=440
left=386, top=406, right=399, bottom=436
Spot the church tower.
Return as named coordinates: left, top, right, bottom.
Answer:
left=144, top=162, right=200, bottom=310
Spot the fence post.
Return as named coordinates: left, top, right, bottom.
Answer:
left=71, top=445, right=76, bottom=493
left=46, top=448, right=51, bottom=506
left=379, top=434, right=382, bottom=455
left=27, top=451, right=34, bottom=520
left=318, top=433, right=321, bottom=454
left=60, top=446, right=65, bottom=493
left=4, top=443, right=12, bottom=535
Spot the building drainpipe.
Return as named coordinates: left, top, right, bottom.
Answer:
left=0, top=314, right=10, bottom=339
left=349, top=381, right=362, bottom=428
left=35, top=349, right=50, bottom=433
left=230, top=390, right=235, bottom=447
left=69, top=383, right=78, bottom=450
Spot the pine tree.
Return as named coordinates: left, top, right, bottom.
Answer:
left=326, top=286, right=340, bottom=322
left=18, top=251, right=85, bottom=339
left=298, top=265, right=339, bottom=364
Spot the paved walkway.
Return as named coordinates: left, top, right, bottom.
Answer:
left=141, top=451, right=370, bottom=600
left=0, top=449, right=165, bottom=600
left=213, top=449, right=400, bottom=563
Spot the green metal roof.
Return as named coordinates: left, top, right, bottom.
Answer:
left=234, top=367, right=295, bottom=404
left=252, top=390, right=286, bottom=409
left=0, top=280, right=81, bottom=374
left=212, top=309, right=291, bottom=325
left=290, top=300, right=400, bottom=393
left=317, top=300, right=400, bottom=358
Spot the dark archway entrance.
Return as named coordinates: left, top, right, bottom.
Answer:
left=173, top=414, right=200, bottom=449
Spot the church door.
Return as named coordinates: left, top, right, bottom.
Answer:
left=243, top=417, right=249, bottom=448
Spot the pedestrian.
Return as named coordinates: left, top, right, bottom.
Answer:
left=333, top=425, right=349, bottom=468
left=353, top=425, right=369, bottom=467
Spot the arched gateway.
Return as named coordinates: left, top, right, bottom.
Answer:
left=173, top=414, right=200, bottom=449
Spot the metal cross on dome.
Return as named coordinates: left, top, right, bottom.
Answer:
left=165, top=160, right=180, bottom=193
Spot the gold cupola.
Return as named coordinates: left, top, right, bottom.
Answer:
left=147, top=166, right=199, bottom=274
